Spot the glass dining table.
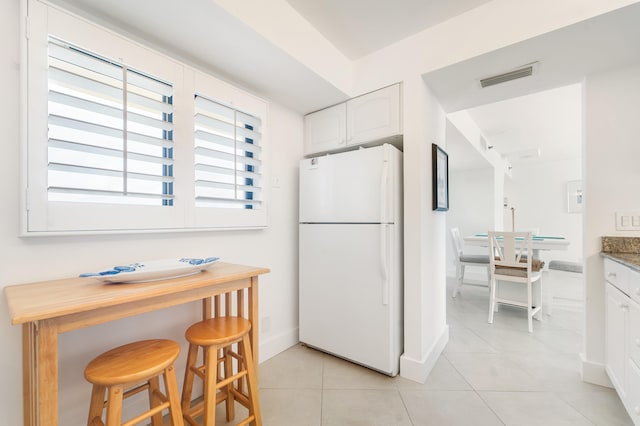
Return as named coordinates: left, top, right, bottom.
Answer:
left=463, top=233, right=570, bottom=258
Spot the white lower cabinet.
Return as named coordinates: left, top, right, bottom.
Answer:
left=629, top=300, right=640, bottom=423
left=629, top=356, right=640, bottom=422
left=604, top=258, right=640, bottom=425
left=606, top=282, right=628, bottom=395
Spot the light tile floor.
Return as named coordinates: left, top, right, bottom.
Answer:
left=215, top=278, right=633, bottom=425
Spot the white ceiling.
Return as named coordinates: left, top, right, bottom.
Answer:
left=48, top=0, right=640, bottom=170
left=50, top=0, right=350, bottom=114
left=423, top=4, right=640, bottom=114
left=425, top=3, right=640, bottom=170
left=466, top=84, right=582, bottom=164
left=284, top=0, right=491, bottom=60
left=446, top=83, right=583, bottom=172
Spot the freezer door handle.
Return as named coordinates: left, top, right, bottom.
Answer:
left=380, top=149, right=389, bottom=224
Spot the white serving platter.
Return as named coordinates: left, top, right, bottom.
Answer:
left=80, top=257, right=220, bottom=283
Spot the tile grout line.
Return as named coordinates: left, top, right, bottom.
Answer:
left=441, top=348, right=507, bottom=425
left=320, top=351, right=325, bottom=426
left=395, top=382, right=415, bottom=426
left=473, top=390, right=507, bottom=426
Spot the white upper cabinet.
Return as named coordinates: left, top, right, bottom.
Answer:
left=347, top=84, right=401, bottom=146
left=304, top=84, right=402, bottom=157
left=304, top=103, right=347, bottom=155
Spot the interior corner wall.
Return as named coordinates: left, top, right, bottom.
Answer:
left=400, top=76, right=449, bottom=382
left=447, top=168, right=495, bottom=277
left=583, top=63, right=640, bottom=383
left=503, top=158, right=583, bottom=264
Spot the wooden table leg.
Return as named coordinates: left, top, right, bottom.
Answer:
left=22, top=323, right=36, bottom=426
left=248, top=276, right=259, bottom=373
left=36, top=320, right=59, bottom=426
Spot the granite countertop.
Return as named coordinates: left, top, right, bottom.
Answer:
left=601, top=236, right=640, bottom=271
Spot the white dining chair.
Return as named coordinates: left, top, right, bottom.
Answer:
left=451, top=227, right=490, bottom=298
left=488, top=231, right=543, bottom=332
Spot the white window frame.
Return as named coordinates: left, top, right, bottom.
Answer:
left=189, top=70, right=268, bottom=229
left=22, top=0, right=268, bottom=235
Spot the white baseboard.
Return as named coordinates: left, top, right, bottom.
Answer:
left=580, top=352, right=613, bottom=388
left=399, top=325, right=449, bottom=383
left=259, top=327, right=299, bottom=363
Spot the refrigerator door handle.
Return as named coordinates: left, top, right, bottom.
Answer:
left=380, top=153, right=390, bottom=305
left=380, top=223, right=389, bottom=305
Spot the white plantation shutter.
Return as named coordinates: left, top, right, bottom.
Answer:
left=47, top=38, right=175, bottom=206
left=194, top=95, right=262, bottom=209
left=25, top=2, right=268, bottom=233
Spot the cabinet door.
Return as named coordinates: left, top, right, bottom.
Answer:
left=347, top=84, right=401, bottom=146
left=630, top=268, right=640, bottom=305
left=630, top=299, right=640, bottom=368
left=627, top=359, right=640, bottom=424
left=303, top=103, right=346, bottom=156
left=606, top=282, right=628, bottom=396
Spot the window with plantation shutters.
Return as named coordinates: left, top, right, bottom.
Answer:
left=47, top=38, right=175, bottom=206
left=25, top=1, right=268, bottom=234
left=194, top=95, right=262, bottom=210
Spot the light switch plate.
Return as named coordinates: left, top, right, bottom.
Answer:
left=616, top=211, right=640, bottom=230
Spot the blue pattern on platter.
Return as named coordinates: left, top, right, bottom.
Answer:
left=80, top=257, right=220, bottom=283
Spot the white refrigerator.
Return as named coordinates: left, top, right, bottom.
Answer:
left=299, top=143, right=403, bottom=376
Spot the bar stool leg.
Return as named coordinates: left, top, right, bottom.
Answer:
left=148, top=376, right=164, bottom=426
left=164, top=364, right=184, bottom=426
left=105, top=385, right=124, bottom=426
left=236, top=343, right=246, bottom=396
left=181, top=343, right=198, bottom=416
left=242, top=334, right=262, bottom=426
left=87, top=385, right=106, bottom=425
left=203, top=345, right=217, bottom=426
left=224, top=346, right=235, bottom=422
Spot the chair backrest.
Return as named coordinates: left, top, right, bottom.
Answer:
left=488, top=231, right=533, bottom=275
left=450, top=228, right=464, bottom=257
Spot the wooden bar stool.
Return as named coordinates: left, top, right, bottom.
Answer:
left=84, top=339, right=184, bottom=426
left=181, top=316, right=261, bottom=426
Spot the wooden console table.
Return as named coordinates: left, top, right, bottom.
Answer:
left=4, top=262, right=269, bottom=426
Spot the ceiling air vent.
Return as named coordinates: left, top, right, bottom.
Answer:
left=480, top=62, right=538, bottom=88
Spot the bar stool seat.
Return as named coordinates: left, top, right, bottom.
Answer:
left=84, top=339, right=183, bottom=426
left=181, top=316, right=261, bottom=426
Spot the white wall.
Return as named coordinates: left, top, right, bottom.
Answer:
left=399, top=76, right=449, bottom=382
left=583, top=63, right=640, bottom=385
left=0, top=2, right=302, bottom=424
left=504, top=158, right=584, bottom=265
left=447, top=168, right=495, bottom=277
